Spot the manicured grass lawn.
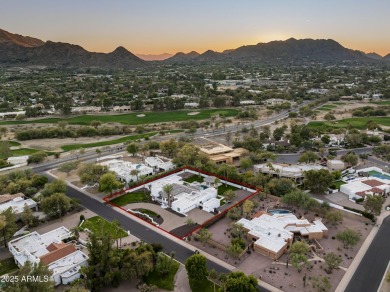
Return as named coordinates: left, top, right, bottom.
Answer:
left=0, top=109, right=238, bottom=126
left=139, top=208, right=159, bottom=217
left=0, top=148, right=54, bottom=159
left=308, top=117, right=390, bottom=130
left=7, top=141, right=21, bottom=147
left=318, top=104, right=337, bottom=111
left=370, top=100, right=390, bottom=105
left=218, top=184, right=239, bottom=196
left=110, top=191, right=149, bottom=206
left=61, top=130, right=182, bottom=151
left=184, top=175, right=204, bottom=183
left=143, top=259, right=180, bottom=291
left=189, top=278, right=218, bottom=292
left=82, top=216, right=128, bottom=239
left=334, top=180, right=346, bottom=190
left=0, top=258, right=18, bottom=275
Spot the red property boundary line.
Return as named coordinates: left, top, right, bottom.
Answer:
left=103, top=166, right=261, bottom=240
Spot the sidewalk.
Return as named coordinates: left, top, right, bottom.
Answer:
left=336, top=196, right=390, bottom=292
left=49, top=170, right=282, bottom=292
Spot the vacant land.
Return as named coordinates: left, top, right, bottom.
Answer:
left=81, top=216, right=128, bottom=238
left=0, top=109, right=238, bottom=126
left=110, top=191, right=149, bottom=206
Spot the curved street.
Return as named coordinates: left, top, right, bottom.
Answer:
left=345, top=216, right=390, bottom=292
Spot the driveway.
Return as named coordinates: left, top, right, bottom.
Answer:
left=123, top=202, right=187, bottom=231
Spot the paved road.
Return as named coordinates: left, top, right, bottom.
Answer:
left=31, top=102, right=312, bottom=173
left=345, top=216, right=390, bottom=292
left=59, top=180, right=271, bottom=291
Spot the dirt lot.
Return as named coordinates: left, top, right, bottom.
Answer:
left=189, top=194, right=373, bottom=292
left=315, top=100, right=382, bottom=121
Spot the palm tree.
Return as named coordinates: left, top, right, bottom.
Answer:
left=70, top=226, right=80, bottom=242
left=130, top=169, right=140, bottom=182
left=162, top=184, right=174, bottom=208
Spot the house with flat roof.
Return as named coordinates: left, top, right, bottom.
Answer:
left=99, top=159, right=154, bottom=183
left=199, top=143, right=248, bottom=165
left=254, top=163, right=325, bottom=183
left=144, top=156, right=175, bottom=172
left=340, top=177, right=390, bottom=200
left=147, top=174, right=220, bottom=215
left=237, top=213, right=328, bottom=259
left=8, top=226, right=88, bottom=286
left=0, top=193, right=37, bottom=217
left=327, top=159, right=346, bottom=171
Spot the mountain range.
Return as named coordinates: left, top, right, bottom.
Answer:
left=0, top=28, right=388, bottom=69
left=136, top=53, right=173, bottom=61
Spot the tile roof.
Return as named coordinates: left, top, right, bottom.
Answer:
left=40, top=244, right=77, bottom=265
left=362, top=179, right=384, bottom=187
left=0, top=193, right=24, bottom=204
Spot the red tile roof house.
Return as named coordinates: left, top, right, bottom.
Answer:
left=8, top=226, right=88, bottom=286
left=340, top=178, right=390, bottom=201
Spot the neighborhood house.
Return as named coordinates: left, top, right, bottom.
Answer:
left=8, top=226, right=88, bottom=286
left=237, top=212, right=328, bottom=260
left=99, top=159, right=154, bottom=183
left=147, top=174, right=220, bottom=214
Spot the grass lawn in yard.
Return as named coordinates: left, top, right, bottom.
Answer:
left=183, top=175, right=204, bottom=183
left=110, top=191, right=149, bottom=206
left=143, top=259, right=180, bottom=291
left=308, top=117, right=390, bottom=130
left=0, top=109, right=238, bottom=126
left=218, top=184, right=239, bottom=196
left=82, top=216, right=128, bottom=239
left=138, top=208, right=159, bottom=217
left=0, top=258, right=18, bottom=275
left=189, top=278, right=219, bottom=292
left=334, top=180, right=346, bottom=190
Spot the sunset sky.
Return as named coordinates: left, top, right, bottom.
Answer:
left=1, top=0, right=390, bottom=56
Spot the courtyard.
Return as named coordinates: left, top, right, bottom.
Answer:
left=104, top=167, right=257, bottom=238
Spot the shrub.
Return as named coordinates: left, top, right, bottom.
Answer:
left=343, top=206, right=374, bottom=220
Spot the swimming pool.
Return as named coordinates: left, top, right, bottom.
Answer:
left=368, top=170, right=390, bottom=180
left=268, top=209, right=292, bottom=215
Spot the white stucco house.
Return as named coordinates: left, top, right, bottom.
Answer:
left=98, top=159, right=154, bottom=183
left=8, top=227, right=88, bottom=286
left=147, top=174, right=220, bottom=215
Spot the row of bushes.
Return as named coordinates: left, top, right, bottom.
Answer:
left=16, top=125, right=149, bottom=141
left=343, top=206, right=375, bottom=221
